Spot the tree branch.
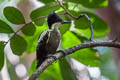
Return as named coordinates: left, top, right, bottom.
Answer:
left=56, top=0, right=94, bottom=41
left=29, top=41, right=120, bottom=80
left=28, top=0, right=118, bottom=80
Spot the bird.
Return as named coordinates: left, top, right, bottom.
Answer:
left=36, top=12, right=71, bottom=68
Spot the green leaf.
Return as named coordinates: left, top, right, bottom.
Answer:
left=29, top=59, right=63, bottom=80
left=71, top=48, right=100, bottom=66
left=0, top=19, right=14, bottom=33
left=59, top=15, right=71, bottom=35
left=59, top=58, right=77, bottom=80
left=38, top=0, right=54, bottom=4
left=29, top=59, right=37, bottom=76
left=0, top=41, right=5, bottom=71
left=39, top=62, right=63, bottom=80
left=79, top=12, right=109, bottom=37
left=10, top=34, right=27, bottom=55
left=4, top=6, right=25, bottom=24
left=34, top=19, right=45, bottom=26
left=62, top=31, right=81, bottom=47
left=22, top=23, right=36, bottom=36
left=67, top=10, right=90, bottom=29
left=72, top=31, right=88, bottom=42
left=74, top=17, right=89, bottom=29
left=59, top=24, right=70, bottom=35
left=23, top=23, right=48, bottom=53
left=69, top=10, right=90, bottom=29
left=62, top=31, right=100, bottom=66
left=30, top=2, right=60, bottom=20
left=64, top=0, right=108, bottom=8
left=68, top=10, right=109, bottom=37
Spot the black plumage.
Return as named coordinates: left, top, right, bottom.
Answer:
left=47, top=12, right=63, bottom=29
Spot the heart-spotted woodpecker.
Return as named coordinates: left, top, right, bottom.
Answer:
left=36, top=12, right=71, bottom=68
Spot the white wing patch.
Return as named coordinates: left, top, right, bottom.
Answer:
left=46, top=31, right=51, bottom=44
left=38, top=30, right=48, bottom=43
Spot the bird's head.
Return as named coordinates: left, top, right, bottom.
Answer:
left=47, top=12, right=71, bottom=29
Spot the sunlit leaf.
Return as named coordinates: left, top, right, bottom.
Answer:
left=4, top=6, right=25, bottom=24
left=59, top=58, right=77, bottom=80
left=0, top=41, right=5, bottom=71
left=68, top=10, right=109, bottom=37
left=64, top=0, right=108, bottom=8
left=62, top=31, right=81, bottom=47
left=71, top=48, right=100, bottom=66
left=72, top=31, right=88, bottom=42
left=30, top=2, right=60, bottom=20
left=22, top=23, right=36, bottom=36
left=10, top=34, right=27, bottom=55
left=0, top=19, right=14, bottom=33
left=69, top=10, right=90, bottom=29
left=23, top=23, right=48, bottom=53
left=29, top=59, right=37, bottom=76
left=62, top=31, right=100, bottom=66
left=59, top=24, right=70, bottom=35
left=79, top=12, right=109, bottom=37
left=34, top=19, right=45, bottom=26
left=29, top=59, right=63, bottom=80
left=74, top=17, right=89, bottom=29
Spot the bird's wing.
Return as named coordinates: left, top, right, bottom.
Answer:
left=37, top=30, right=50, bottom=52
left=38, top=30, right=49, bottom=44
left=36, top=30, right=50, bottom=68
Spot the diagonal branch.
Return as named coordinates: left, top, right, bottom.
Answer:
left=29, top=41, right=120, bottom=80
left=56, top=0, right=94, bottom=41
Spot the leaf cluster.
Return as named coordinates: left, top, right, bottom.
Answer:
left=0, top=0, right=109, bottom=79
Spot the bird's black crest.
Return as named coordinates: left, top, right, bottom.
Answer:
left=47, top=12, right=63, bottom=29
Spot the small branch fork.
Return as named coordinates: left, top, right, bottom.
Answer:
left=56, top=0, right=94, bottom=41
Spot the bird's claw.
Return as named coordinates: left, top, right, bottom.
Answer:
left=47, top=55, right=57, bottom=62
left=56, top=50, right=66, bottom=57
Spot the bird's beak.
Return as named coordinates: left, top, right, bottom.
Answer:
left=62, top=20, right=71, bottom=24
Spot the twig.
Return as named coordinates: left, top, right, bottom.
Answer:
left=56, top=0, right=77, bottom=18
left=5, top=16, right=46, bottom=46
left=77, top=14, right=94, bottom=41
left=56, top=0, right=94, bottom=41
left=29, top=40, right=120, bottom=80
left=4, top=10, right=67, bottom=46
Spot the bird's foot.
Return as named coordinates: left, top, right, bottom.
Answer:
left=47, top=54, right=57, bottom=62
left=56, top=50, right=66, bottom=57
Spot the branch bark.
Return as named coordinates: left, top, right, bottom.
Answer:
left=29, top=41, right=120, bottom=80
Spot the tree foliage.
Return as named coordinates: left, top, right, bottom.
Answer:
left=0, top=0, right=111, bottom=80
